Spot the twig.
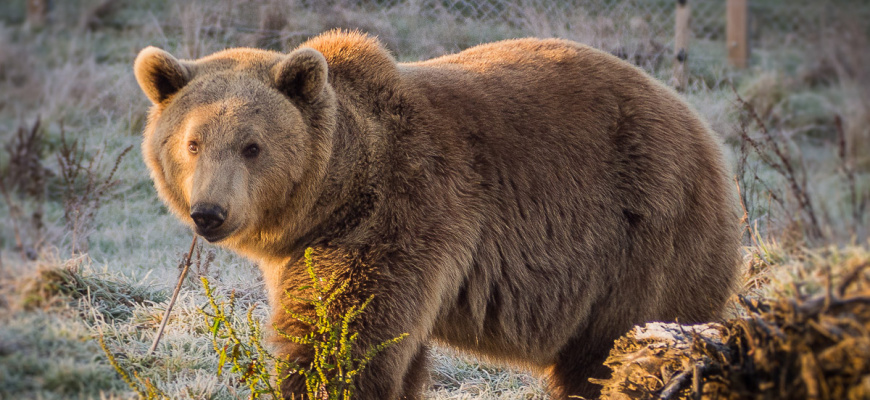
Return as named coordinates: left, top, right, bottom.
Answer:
left=836, top=262, right=870, bottom=297
left=731, top=86, right=822, bottom=240
left=734, top=177, right=750, bottom=239
left=834, top=115, right=863, bottom=231
left=148, top=234, right=198, bottom=355
left=0, top=175, right=25, bottom=261
left=659, top=368, right=692, bottom=399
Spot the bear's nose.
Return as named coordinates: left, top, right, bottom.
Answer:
left=190, top=203, right=226, bottom=232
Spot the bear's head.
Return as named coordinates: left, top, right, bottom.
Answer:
left=134, top=46, right=337, bottom=259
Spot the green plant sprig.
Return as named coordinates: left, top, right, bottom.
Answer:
left=201, top=276, right=287, bottom=398
left=202, top=248, right=408, bottom=399
left=98, top=332, right=167, bottom=399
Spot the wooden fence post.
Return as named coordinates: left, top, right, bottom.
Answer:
left=727, top=0, right=749, bottom=68
left=672, top=0, right=690, bottom=91
left=26, top=0, right=49, bottom=28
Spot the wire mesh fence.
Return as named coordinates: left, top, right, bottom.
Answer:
left=275, top=0, right=868, bottom=69
left=87, top=0, right=867, bottom=79
left=391, top=0, right=868, bottom=43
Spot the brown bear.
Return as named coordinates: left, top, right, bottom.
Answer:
left=133, top=30, right=740, bottom=399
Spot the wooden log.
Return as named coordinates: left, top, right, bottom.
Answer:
left=26, top=0, right=49, bottom=28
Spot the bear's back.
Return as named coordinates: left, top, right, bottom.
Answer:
left=394, top=39, right=738, bottom=365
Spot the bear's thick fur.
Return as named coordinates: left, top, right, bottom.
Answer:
left=134, top=31, right=740, bottom=399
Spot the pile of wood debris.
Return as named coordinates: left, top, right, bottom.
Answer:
left=595, top=263, right=870, bottom=399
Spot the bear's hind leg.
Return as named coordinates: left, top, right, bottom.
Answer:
left=547, top=337, right=612, bottom=399
left=399, top=345, right=430, bottom=399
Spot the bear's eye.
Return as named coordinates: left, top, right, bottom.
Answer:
left=187, top=141, right=199, bottom=155
left=242, top=143, right=260, bottom=159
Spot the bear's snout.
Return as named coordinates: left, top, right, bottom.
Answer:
left=190, top=203, right=227, bottom=239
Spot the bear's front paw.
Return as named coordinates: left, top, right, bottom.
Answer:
left=279, top=371, right=309, bottom=400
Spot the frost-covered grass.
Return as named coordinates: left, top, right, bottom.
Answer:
left=0, top=0, right=867, bottom=398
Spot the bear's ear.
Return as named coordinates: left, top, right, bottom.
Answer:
left=273, top=47, right=328, bottom=103
left=134, top=46, right=193, bottom=105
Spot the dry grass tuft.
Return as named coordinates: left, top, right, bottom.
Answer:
left=14, top=258, right=166, bottom=320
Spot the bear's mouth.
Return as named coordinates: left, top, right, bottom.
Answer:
left=195, top=226, right=235, bottom=243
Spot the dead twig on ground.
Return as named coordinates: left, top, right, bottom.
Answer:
left=148, top=235, right=198, bottom=355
